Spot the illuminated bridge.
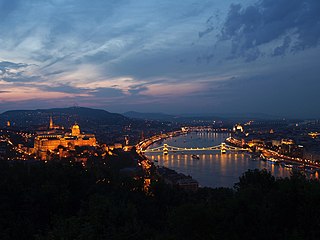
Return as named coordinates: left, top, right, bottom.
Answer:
left=142, top=142, right=248, bottom=155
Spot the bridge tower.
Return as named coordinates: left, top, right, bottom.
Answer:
left=221, top=142, right=226, bottom=154
left=163, top=144, right=168, bottom=155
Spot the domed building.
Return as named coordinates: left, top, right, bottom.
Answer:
left=34, top=121, right=96, bottom=160
left=72, top=123, right=81, bottom=136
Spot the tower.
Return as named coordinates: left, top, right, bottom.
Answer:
left=49, top=116, right=54, bottom=129
left=221, top=142, right=226, bottom=154
left=124, top=135, right=129, bottom=145
left=163, top=144, right=168, bottom=155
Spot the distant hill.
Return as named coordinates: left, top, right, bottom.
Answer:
left=123, top=111, right=227, bottom=123
left=208, top=112, right=283, bottom=120
left=123, top=111, right=177, bottom=121
left=0, top=107, right=286, bottom=130
left=0, top=107, right=129, bottom=130
left=123, top=111, right=284, bottom=122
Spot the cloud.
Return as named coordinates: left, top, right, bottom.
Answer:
left=0, top=61, right=29, bottom=75
left=0, top=61, right=28, bottom=70
left=220, top=0, right=320, bottom=60
left=87, top=87, right=125, bottom=98
left=0, top=0, right=319, bottom=117
left=0, top=86, right=89, bottom=102
left=128, top=85, right=148, bottom=95
left=0, top=61, right=37, bottom=82
left=272, top=36, right=291, bottom=56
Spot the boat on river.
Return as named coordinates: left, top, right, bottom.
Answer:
left=191, top=154, right=200, bottom=160
left=284, top=164, right=293, bottom=169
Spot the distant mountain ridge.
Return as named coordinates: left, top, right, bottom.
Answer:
left=123, top=111, right=283, bottom=121
left=0, top=107, right=129, bottom=129
left=0, top=107, right=287, bottom=130
left=123, top=111, right=227, bottom=123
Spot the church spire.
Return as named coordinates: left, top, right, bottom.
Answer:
left=49, top=116, right=54, bottom=129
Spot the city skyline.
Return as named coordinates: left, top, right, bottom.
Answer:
left=1, top=0, right=320, bottom=118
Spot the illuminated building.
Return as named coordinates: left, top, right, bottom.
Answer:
left=158, top=167, right=198, bottom=191
left=34, top=120, right=96, bottom=160
left=71, top=123, right=81, bottom=136
left=114, top=143, right=123, bottom=149
left=272, top=140, right=281, bottom=147
left=233, top=124, right=244, bottom=133
left=281, top=139, right=294, bottom=145
left=279, top=139, right=304, bottom=158
left=48, top=116, right=64, bottom=130
left=181, top=127, right=189, bottom=133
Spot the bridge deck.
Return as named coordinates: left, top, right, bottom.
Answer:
left=142, top=143, right=248, bottom=153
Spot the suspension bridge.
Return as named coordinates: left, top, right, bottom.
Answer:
left=142, top=142, right=248, bottom=155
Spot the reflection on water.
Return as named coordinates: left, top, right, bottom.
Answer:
left=146, top=132, right=293, bottom=188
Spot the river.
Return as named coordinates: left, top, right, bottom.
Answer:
left=145, top=132, right=294, bottom=188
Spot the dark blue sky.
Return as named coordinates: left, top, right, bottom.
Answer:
left=0, top=0, right=320, bottom=118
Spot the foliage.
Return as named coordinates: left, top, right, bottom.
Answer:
left=1, top=160, right=320, bottom=240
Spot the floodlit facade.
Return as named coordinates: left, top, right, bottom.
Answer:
left=34, top=121, right=96, bottom=160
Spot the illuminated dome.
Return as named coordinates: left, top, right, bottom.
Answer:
left=71, top=123, right=81, bottom=136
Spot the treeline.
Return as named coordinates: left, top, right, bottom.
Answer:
left=1, top=160, right=320, bottom=240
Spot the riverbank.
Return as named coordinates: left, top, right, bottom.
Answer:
left=226, top=136, right=320, bottom=173
left=136, top=130, right=185, bottom=152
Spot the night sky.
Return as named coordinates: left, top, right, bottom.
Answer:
left=0, top=0, right=320, bottom=118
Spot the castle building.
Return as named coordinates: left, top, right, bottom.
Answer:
left=34, top=120, right=96, bottom=160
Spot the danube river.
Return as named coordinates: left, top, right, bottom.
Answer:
left=145, top=132, right=293, bottom=188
